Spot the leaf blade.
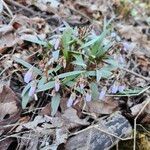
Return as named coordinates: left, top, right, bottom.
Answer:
left=51, top=93, right=61, bottom=116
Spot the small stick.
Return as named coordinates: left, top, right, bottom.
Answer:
left=71, top=123, right=133, bottom=141
left=1, top=0, right=13, bottom=17
left=5, top=0, right=35, bottom=15
left=122, top=67, right=150, bottom=82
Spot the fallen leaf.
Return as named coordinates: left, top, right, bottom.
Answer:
left=117, top=24, right=150, bottom=56
left=84, top=98, right=119, bottom=116
left=0, top=33, right=20, bottom=53
left=62, top=108, right=89, bottom=126
left=16, top=115, right=51, bottom=131
left=0, top=85, right=21, bottom=126
left=40, top=103, right=51, bottom=116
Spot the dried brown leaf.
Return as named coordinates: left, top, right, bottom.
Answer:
left=85, top=98, right=119, bottom=116
left=0, top=86, right=21, bottom=126
left=62, top=108, right=89, bottom=126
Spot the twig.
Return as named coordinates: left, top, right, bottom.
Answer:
left=64, top=5, right=93, bottom=23
left=122, top=67, right=150, bottom=82
left=5, top=0, right=56, bottom=19
left=137, top=124, right=150, bottom=134
left=1, top=0, right=13, bottom=17
left=133, top=97, right=150, bottom=150
left=71, top=123, right=133, bottom=141
left=5, top=0, right=35, bottom=15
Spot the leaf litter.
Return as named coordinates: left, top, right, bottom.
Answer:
left=0, top=0, right=150, bottom=150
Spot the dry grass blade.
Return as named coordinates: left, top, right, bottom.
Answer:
left=1, top=0, right=13, bottom=17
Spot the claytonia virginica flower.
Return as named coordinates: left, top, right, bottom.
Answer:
left=79, top=83, right=85, bottom=90
left=55, top=78, right=60, bottom=92
left=118, top=54, right=125, bottom=64
left=85, top=91, right=92, bottom=102
left=67, top=93, right=76, bottom=107
left=118, top=85, right=126, bottom=93
left=28, top=81, right=37, bottom=96
left=99, top=87, right=107, bottom=100
left=24, top=67, right=34, bottom=83
left=122, top=42, right=130, bottom=51
left=111, top=82, right=119, bottom=94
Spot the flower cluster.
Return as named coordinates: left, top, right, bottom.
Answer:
left=67, top=82, right=126, bottom=107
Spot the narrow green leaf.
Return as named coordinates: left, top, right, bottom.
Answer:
left=48, top=65, right=62, bottom=75
left=21, top=83, right=31, bottom=97
left=13, top=57, right=42, bottom=75
left=96, top=70, right=102, bottom=82
left=22, top=91, right=30, bottom=109
left=96, top=42, right=113, bottom=57
left=90, top=82, right=99, bottom=101
left=105, top=58, right=119, bottom=68
left=61, top=28, right=73, bottom=59
left=81, top=29, right=109, bottom=49
left=51, top=93, right=61, bottom=116
left=52, top=50, right=60, bottom=61
left=121, top=88, right=142, bottom=95
left=72, top=55, right=86, bottom=69
left=81, top=36, right=100, bottom=49
left=99, top=67, right=112, bottom=78
left=103, top=17, right=114, bottom=31
left=62, top=28, right=72, bottom=49
left=36, top=81, right=55, bottom=92
left=84, top=71, right=96, bottom=77
left=37, top=76, right=47, bottom=89
left=65, top=81, right=84, bottom=94
left=62, top=76, right=77, bottom=85
left=57, top=70, right=85, bottom=79
left=21, top=34, right=47, bottom=46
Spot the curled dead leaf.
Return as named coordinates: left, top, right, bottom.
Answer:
left=0, top=86, right=21, bottom=127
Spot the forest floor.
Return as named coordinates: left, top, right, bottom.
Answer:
left=0, top=0, right=150, bottom=150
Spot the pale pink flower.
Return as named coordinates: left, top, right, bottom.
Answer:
left=79, top=83, right=85, bottom=90
left=24, top=68, right=34, bottom=83
left=99, top=87, right=107, bottom=100
left=85, top=92, right=92, bottom=102
left=55, top=78, right=60, bottom=92
left=122, top=42, right=129, bottom=51
left=118, top=85, right=125, bottom=93
left=67, top=93, right=76, bottom=107
left=28, top=81, right=37, bottom=96
left=54, top=38, right=60, bottom=50
left=118, top=54, right=125, bottom=64
left=111, top=82, right=119, bottom=94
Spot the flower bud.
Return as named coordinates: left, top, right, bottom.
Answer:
left=79, top=83, right=85, bottom=90
left=99, top=87, right=107, bottom=100
left=118, top=85, right=125, bottom=93
left=28, top=81, right=37, bottom=96
left=85, top=92, right=92, bottom=102
left=67, top=93, right=76, bottom=107
left=118, top=54, right=125, bottom=64
left=111, top=82, right=119, bottom=94
left=55, top=78, right=60, bottom=92
left=24, top=67, right=34, bottom=83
